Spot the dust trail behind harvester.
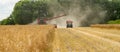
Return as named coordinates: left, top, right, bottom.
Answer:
left=30, top=0, right=106, bottom=28
left=46, top=0, right=106, bottom=28
left=29, top=19, right=38, bottom=25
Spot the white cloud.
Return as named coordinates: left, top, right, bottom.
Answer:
left=0, top=0, right=19, bottom=21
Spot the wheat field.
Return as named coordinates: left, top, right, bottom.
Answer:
left=0, top=25, right=55, bottom=52
left=0, top=25, right=120, bottom=52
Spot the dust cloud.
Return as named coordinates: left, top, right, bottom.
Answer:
left=46, top=0, right=106, bottom=28
left=30, top=0, right=106, bottom=28
left=29, top=19, right=38, bottom=25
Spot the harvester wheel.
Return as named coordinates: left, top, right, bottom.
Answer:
left=67, top=24, right=73, bottom=28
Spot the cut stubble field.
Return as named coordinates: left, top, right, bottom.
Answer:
left=53, top=28, right=120, bottom=52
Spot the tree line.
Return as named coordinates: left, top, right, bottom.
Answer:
left=0, top=0, right=120, bottom=25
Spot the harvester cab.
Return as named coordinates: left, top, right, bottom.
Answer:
left=66, top=20, right=73, bottom=28
left=37, top=18, right=47, bottom=24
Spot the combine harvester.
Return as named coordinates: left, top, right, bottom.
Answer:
left=37, top=14, right=73, bottom=28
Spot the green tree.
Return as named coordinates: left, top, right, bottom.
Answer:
left=0, top=16, right=15, bottom=25
left=12, top=0, right=52, bottom=24
left=108, top=19, right=120, bottom=24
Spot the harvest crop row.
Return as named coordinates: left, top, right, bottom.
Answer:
left=52, top=28, right=120, bottom=52
left=0, top=25, right=55, bottom=52
left=76, top=27, right=120, bottom=43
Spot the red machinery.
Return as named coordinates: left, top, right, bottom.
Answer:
left=37, top=14, right=66, bottom=28
left=37, top=14, right=73, bottom=28
left=37, top=14, right=66, bottom=24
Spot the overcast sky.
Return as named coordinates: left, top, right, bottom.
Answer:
left=0, top=0, right=19, bottom=21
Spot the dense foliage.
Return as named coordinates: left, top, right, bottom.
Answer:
left=0, top=15, right=15, bottom=25
left=108, top=19, right=120, bottom=24
left=1, top=0, right=52, bottom=25
left=13, top=0, right=52, bottom=24
left=105, top=1, right=120, bottom=24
